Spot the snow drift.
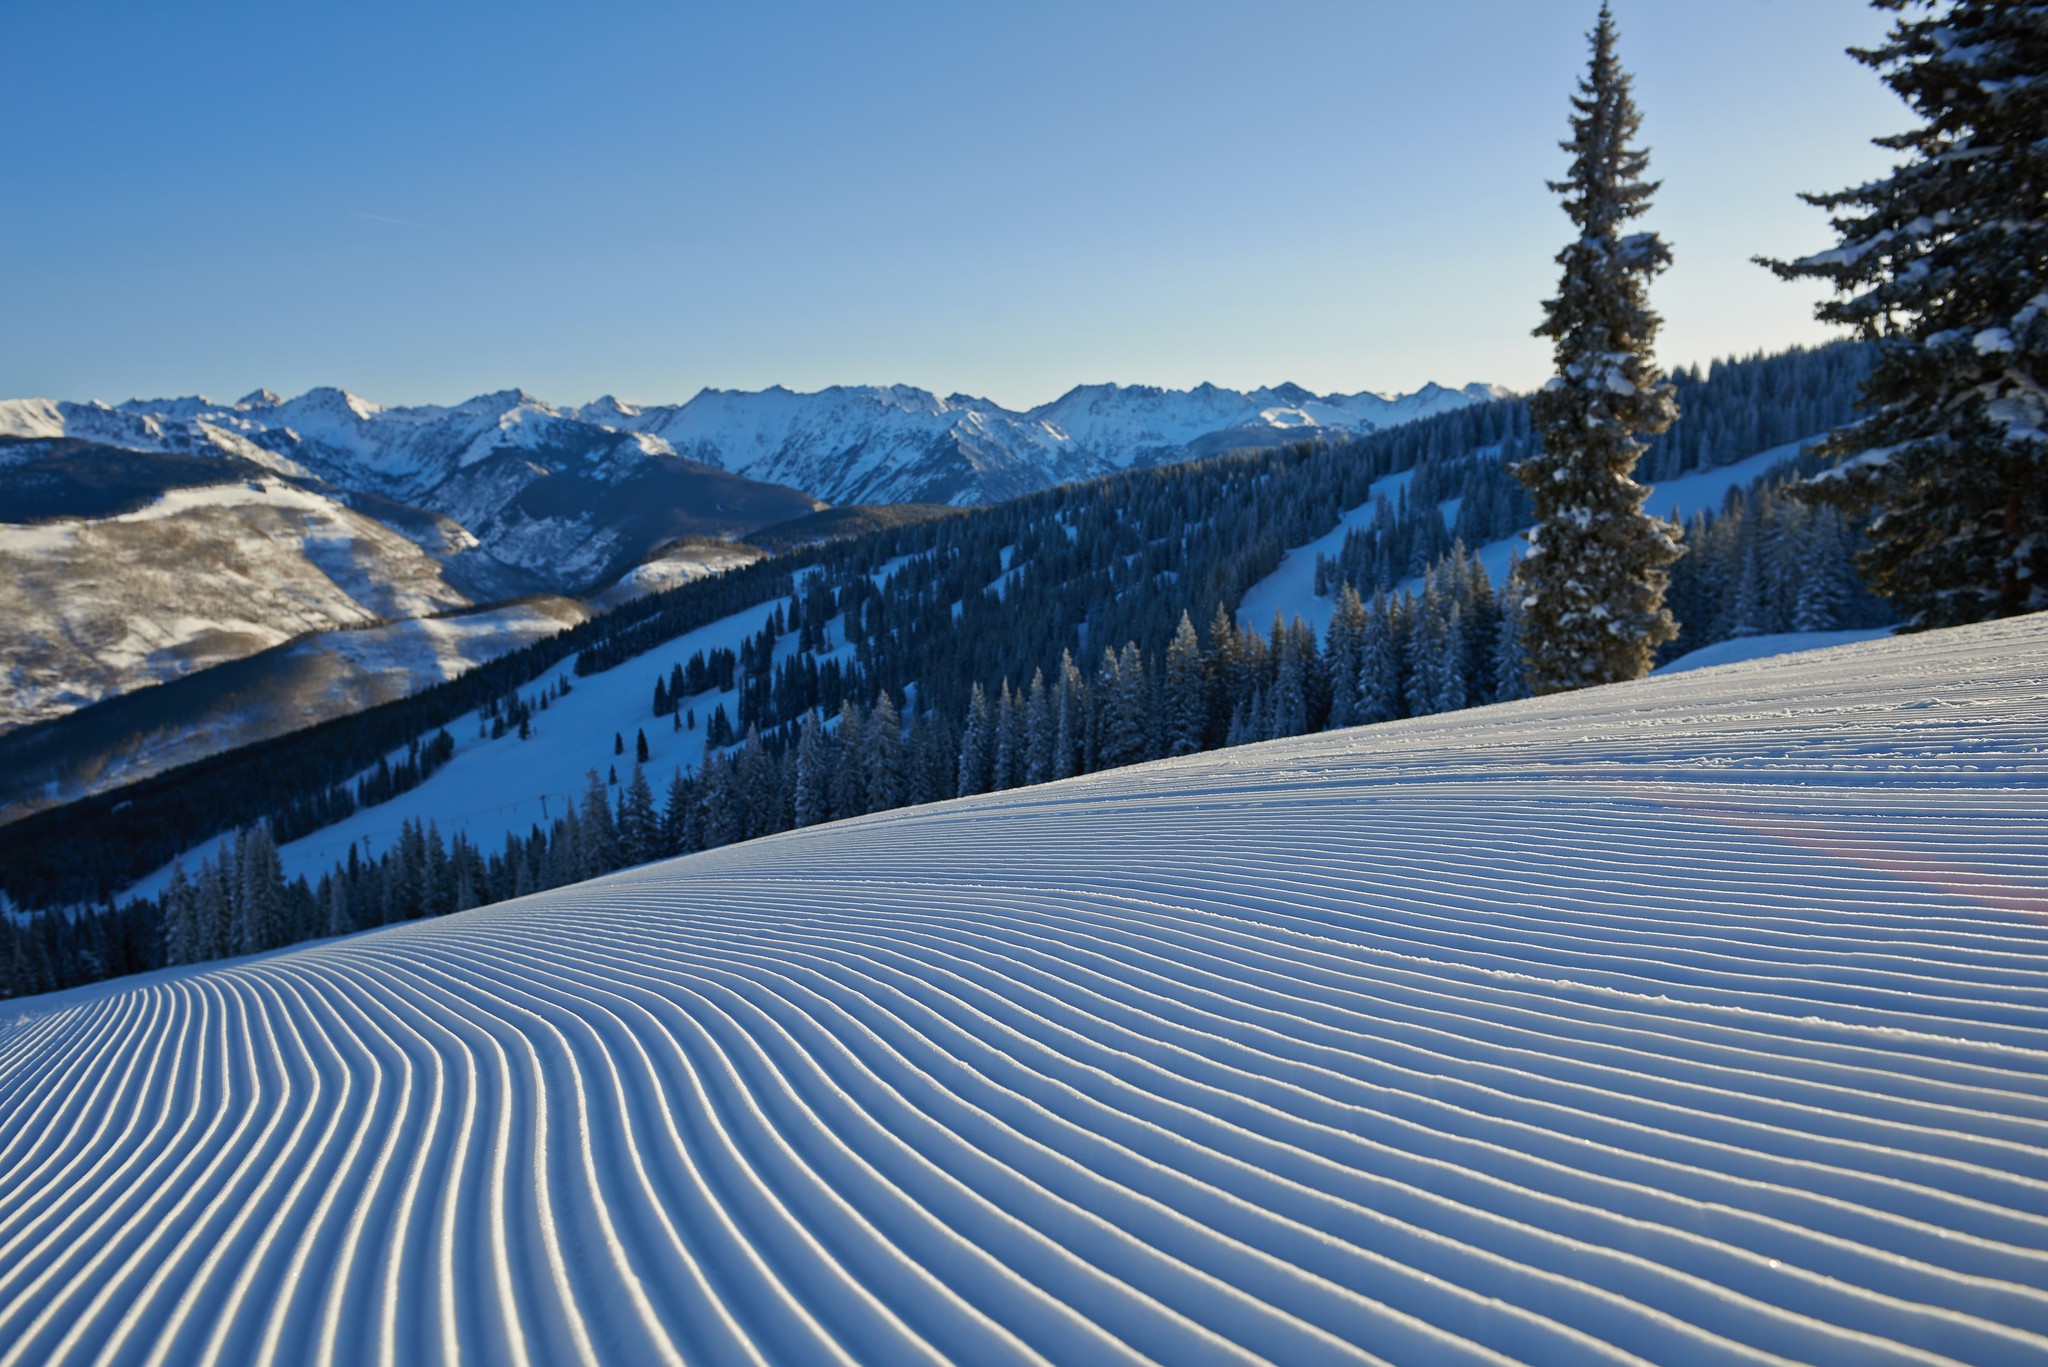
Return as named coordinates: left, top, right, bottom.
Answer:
left=1, top=616, right=2045, bottom=1364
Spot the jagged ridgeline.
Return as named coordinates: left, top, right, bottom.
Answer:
left=0, top=343, right=1869, bottom=933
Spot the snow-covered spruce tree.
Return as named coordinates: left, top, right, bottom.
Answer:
left=1515, top=3, right=1683, bottom=693
left=1406, top=581, right=1467, bottom=718
left=662, top=768, right=692, bottom=853
left=793, top=709, right=828, bottom=828
left=234, top=824, right=288, bottom=954
left=831, top=699, right=866, bottom=817
left=162, top=862, right=198, bottom=966
left=1356, top=592, right=1405, bottom=725
left=1268, top=627, right=1310, bottom=739
left=1163, top=611, right=1207, bottom=755
left=324, top=872, right=354, bottom=938
left=579, top=768, right=621, bottom=876
left=957, top=683, right=993, bottom=797
left=1094, top=644, right=1152, bottom=769
left=1024, top=669, right=1054, bottom=783
left=1491, top=583, right=1533, bottom=702
left=1794, top=509, right=1854, bottom=630
left=866, top=690, right=908, bottom=813
left=1322, top=586, right=1368, bottom=729
left=1761, top=0, right=2048, bottom=627
left=910, top=715, right=956, bottom=807
left=1052, top=651, right=1084, bottom=780
left=992, top=682, right=1020, bottom=790
left=620, top=763, right=658, bottom=864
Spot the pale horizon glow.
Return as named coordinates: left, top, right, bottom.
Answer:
left=0, top=1, right=1900, bottom=411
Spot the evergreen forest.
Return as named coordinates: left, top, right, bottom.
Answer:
left=1, top=341, right=1885, bottom=998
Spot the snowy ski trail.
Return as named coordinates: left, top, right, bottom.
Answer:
left=2, top=616, right=2047, bottom=1364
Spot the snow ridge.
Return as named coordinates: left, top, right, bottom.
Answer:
left=2, top=617, right=2045, bottom=1363
left=595, top=379, right=1510, bottom=506
left=2, top=378, right=1508, bottom=511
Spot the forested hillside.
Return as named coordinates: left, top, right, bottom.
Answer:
left=1, top=342, right=1883, bottom=996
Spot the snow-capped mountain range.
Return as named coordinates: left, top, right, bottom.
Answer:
left=578, top=378, right=1508, bottom=505
left=0, top=377, right=1501, bottom=741
left=1, top=377, right=1508, bottom=512
left=0, top=389, right=821, bottom=597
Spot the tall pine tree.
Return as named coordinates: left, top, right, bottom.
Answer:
left=234, top=824, right=288, bottom=954
left=793, top=709, right=828, bottom=828
left=866, top=691, right=909, bottom=813
left=619, top=763, right=658, bottom=864
left=1762, top=0, right=2048, bottom=627
left=1164, top=612, right=1207, bottom=755
left=1515, top=4, right=1683, bottom=693
left=957, top=683, right=993, bottom=797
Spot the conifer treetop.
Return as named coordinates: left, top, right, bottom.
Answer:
left=1550, top=5, right=1658, bottom=236
left=1534, top=3, right=1675, bottom=433
left=1515, top=3, right=1684, bottom=694
left=1761, top=0, right=2048, bottom=626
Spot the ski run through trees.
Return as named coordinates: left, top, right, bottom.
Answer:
left=1, top=343, right=1890, bottom=995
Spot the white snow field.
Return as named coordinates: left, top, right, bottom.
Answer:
left=4, top=616, right=2048, bottom=1366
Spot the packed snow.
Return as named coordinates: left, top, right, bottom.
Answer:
left=1655, top=627, right=1893, bottom=675
left=4, top=615, right=2046, bottom=1364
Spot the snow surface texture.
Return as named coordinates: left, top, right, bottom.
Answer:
left=1654, top=628, right=1892, bottom=675
left=4, top=617, right=2048, bottom=1364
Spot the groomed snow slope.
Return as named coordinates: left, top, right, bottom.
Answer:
left=4, top=617, right=2048, bottom=1365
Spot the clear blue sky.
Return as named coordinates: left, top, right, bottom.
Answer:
left=1, top=0, right=1900, bottom=410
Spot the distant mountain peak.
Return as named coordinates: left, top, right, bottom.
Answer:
left=451, top=388, right=547, bottom=415
left=290, top=386, right=382, bottom=422
left=117, top=395, right=213, bottom=414
left=13, top=375, right=1507, bottom=509
left=1256, top=382, right=1318, bottom=406
left=580, top=394, right=641, bottom=422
